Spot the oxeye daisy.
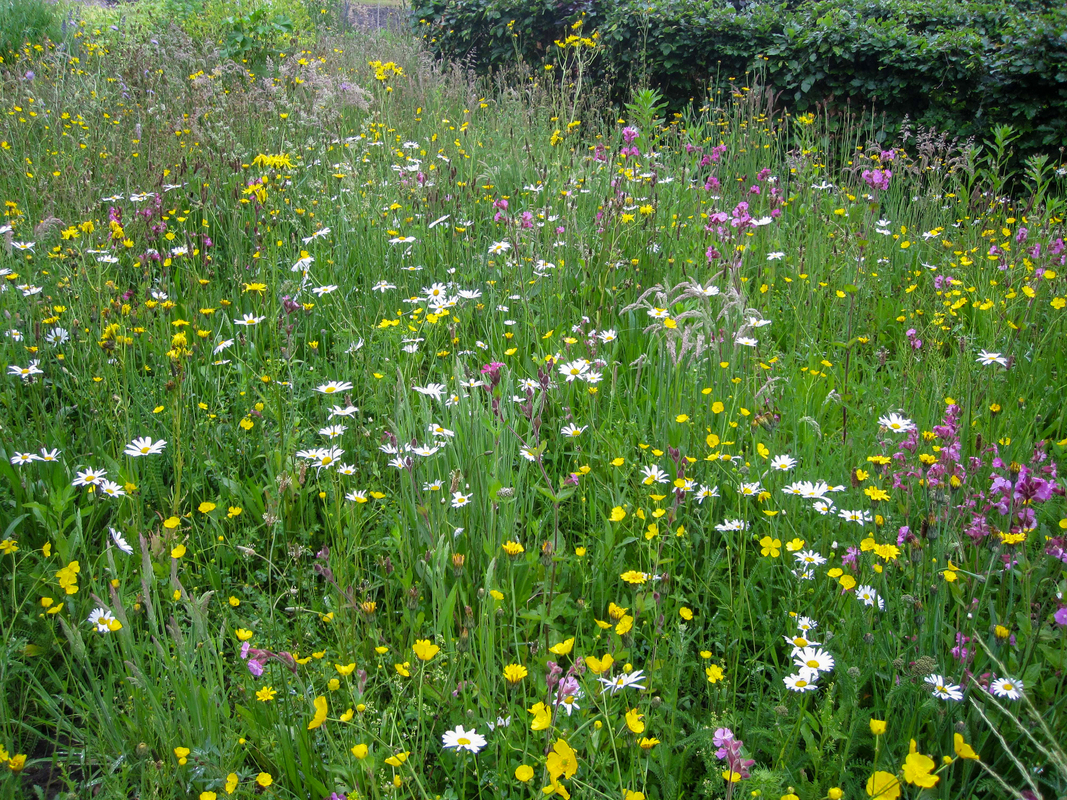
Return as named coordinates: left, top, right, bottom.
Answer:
left=877, top=412, right=915, bottom=433
left=783, top=634, right=820, bottom=652
left=924, top=674, right=963, bottom=701
left=559, top=360, right=589, bottom=382
left=856, top=585, right=885, bottom=610
left=441, top=725, right=486, bottom=754
left=714, top=519, right=748, bottom=532
left=695, top=485, right=720, bottom=503
left=598, top=670, right=646, bottom=694
left=793, top=646, right=834, bottom=679
left=990, top=676, right=1023, bottom=700
left=560, top=423, right=587, bottom=438
left=99, top=480, right=126, bottom=498
left=976, top=350, right=1008, bottom=367
left=769, top=455, right=797, bottom=471
left=124, top=437, right=167, bottom=457
left=10, top=452, right=40, bottom=465
left=413, top=383, right=447, bottom=401
left=793, top=550, right=827, bottom=566
left=109, top=527, right=134, bottom=554
left=783, top=673, right=818, bottom=692
left=87, top=607, right=118, bottom=632
left=317, top=380, right=353, bottom=395
left=72, top=468, right=106, bottom=487
left=312, top=447, right=344, bottom=470
left=838, top=508, right=873, bottom=524
left=8, top=361, right=43, bottom=381
left=640, top=465, right=669, bottom=484
left=451, top=491, right=472, bottom=508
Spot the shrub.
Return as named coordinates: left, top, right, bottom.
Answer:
left=415, top=0, right=1067, bottom=154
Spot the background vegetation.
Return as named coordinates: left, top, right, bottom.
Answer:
left=414, top=0, right=1067, bottom=156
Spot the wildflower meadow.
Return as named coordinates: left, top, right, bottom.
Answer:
left=1, top=1, right=1066, bottom=798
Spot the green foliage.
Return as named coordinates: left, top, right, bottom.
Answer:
left=0, top=0, right=61, bottom=64
left=417, top=0, right=1067, bottom=156
left=220, top=6, right=296, bottom=73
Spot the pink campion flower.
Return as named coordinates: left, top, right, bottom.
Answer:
left=712, top=728, right=734, bottom=748
left=730, top=201, right=752, bottom=228
left=622, top=126, right=639, bottom=144
left=896, top=526, right=916, bottom=546
left=951, top=633, right=972, bottom=663
left=556, top=676, right=580, bottom=705
left=706, top=245, right=721, bottom=262
left=841, top=546, right=861, bottom=567
left=862, top=168, right=891, bottom=191
left=545, top=661, right=563, bottom=691
left=1054, top=607, right=1067, bottom=626
left=713, top=727, right=755, bottom=781
left=1044, top=537, right=1067, bottom=563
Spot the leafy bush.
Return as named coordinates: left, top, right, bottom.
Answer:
left=415, top=0, right=1067, bottom=154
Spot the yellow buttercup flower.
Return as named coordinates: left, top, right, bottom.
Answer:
left=384, top=751, right=409, bottom=767
left=307, top=696, right=327, bottom=729
left=528, top=701, right=552, bottom=730
left=584, top=654, right=614, bottom=675
left=625, top=708, right=645, bottom=733
left=412, top=639, right=440, bottom=661
left=953, top=733, right=979, bottom=760
left=549, top=638, right=574, bottom=656
left=546, top=738, right=578, bottom=780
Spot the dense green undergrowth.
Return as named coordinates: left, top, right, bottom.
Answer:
left=414, top=0, right=1067, bottom=156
